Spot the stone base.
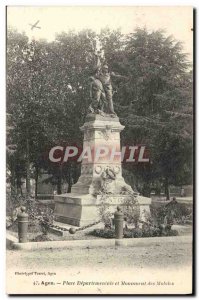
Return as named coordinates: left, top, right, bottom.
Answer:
left=54, top=193, right=151, bottom=227
left=54, top=194, right=98, bottom=227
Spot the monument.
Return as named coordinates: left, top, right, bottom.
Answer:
left=54, top=38, right=151, bottom=226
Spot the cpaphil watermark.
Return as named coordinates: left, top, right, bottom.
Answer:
left=48, top=145, right=150, bottom=164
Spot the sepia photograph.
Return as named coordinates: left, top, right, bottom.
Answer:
left=6, top=6, right=194, bottom=295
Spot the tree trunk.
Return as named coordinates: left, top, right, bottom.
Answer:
left=10, top=157, right=16, bottom=197
left=57, top=165, right=62, bottom=195
left=57, top=177, right=62, bottom=194
left=142, top=182, right=151, bottom=197
left=165, top=177, right=170, bottom=200
left=26, top=135, right=31, bottom=197
left=67, top=166, right=73, bottom=193
left=67, top=184, right=72, bottom=193
left=16, top=174, right=22, bottom=196
left=35, top=165, right=39, bottom=199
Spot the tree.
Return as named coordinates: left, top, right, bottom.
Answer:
left=106, top=28, right=193, bottom=197
left=7, top=27, right=193, bottom=200
left=7, top=31, right=52, bottom=196
left=7, top=29, right=96, bottom=195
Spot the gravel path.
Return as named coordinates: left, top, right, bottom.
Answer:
left=7, top=236, right=192, bottom=270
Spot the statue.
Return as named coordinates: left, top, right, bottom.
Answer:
left=88, top=69, right=106, bottom=116
left=88, top=37, right=128, bottom=117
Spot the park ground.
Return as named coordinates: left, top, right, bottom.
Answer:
left=7, top=235, right=192, bottom=270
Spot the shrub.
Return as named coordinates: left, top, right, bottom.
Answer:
left=37, top=209, right=54, bottom=235
left=31, top=234, right=52, bottom=242
left=89, top=224, right=178, bottom=239
left=6, top=192, right=54, bottom=235
left=123, top=196, right=140, bottom=228
left=98, top=199, right=113, bottom=229
left=6, top=191, right=26, bottom=228
left=88, top=228, right=115, bottom=239
left=151, top=201, right=193, bottom=226
left=27, top=201, right=53, bottom=235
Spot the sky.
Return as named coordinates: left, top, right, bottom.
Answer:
left=7, top=6, right=193, bottom=60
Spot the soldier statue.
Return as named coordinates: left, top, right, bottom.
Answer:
left=88, top=37, right=128, bottom=117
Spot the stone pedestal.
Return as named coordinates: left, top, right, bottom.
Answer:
left=54, top=114, right=151, bottom=226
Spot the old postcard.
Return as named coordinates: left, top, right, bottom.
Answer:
left=6, top=6, right=194, bottom=295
